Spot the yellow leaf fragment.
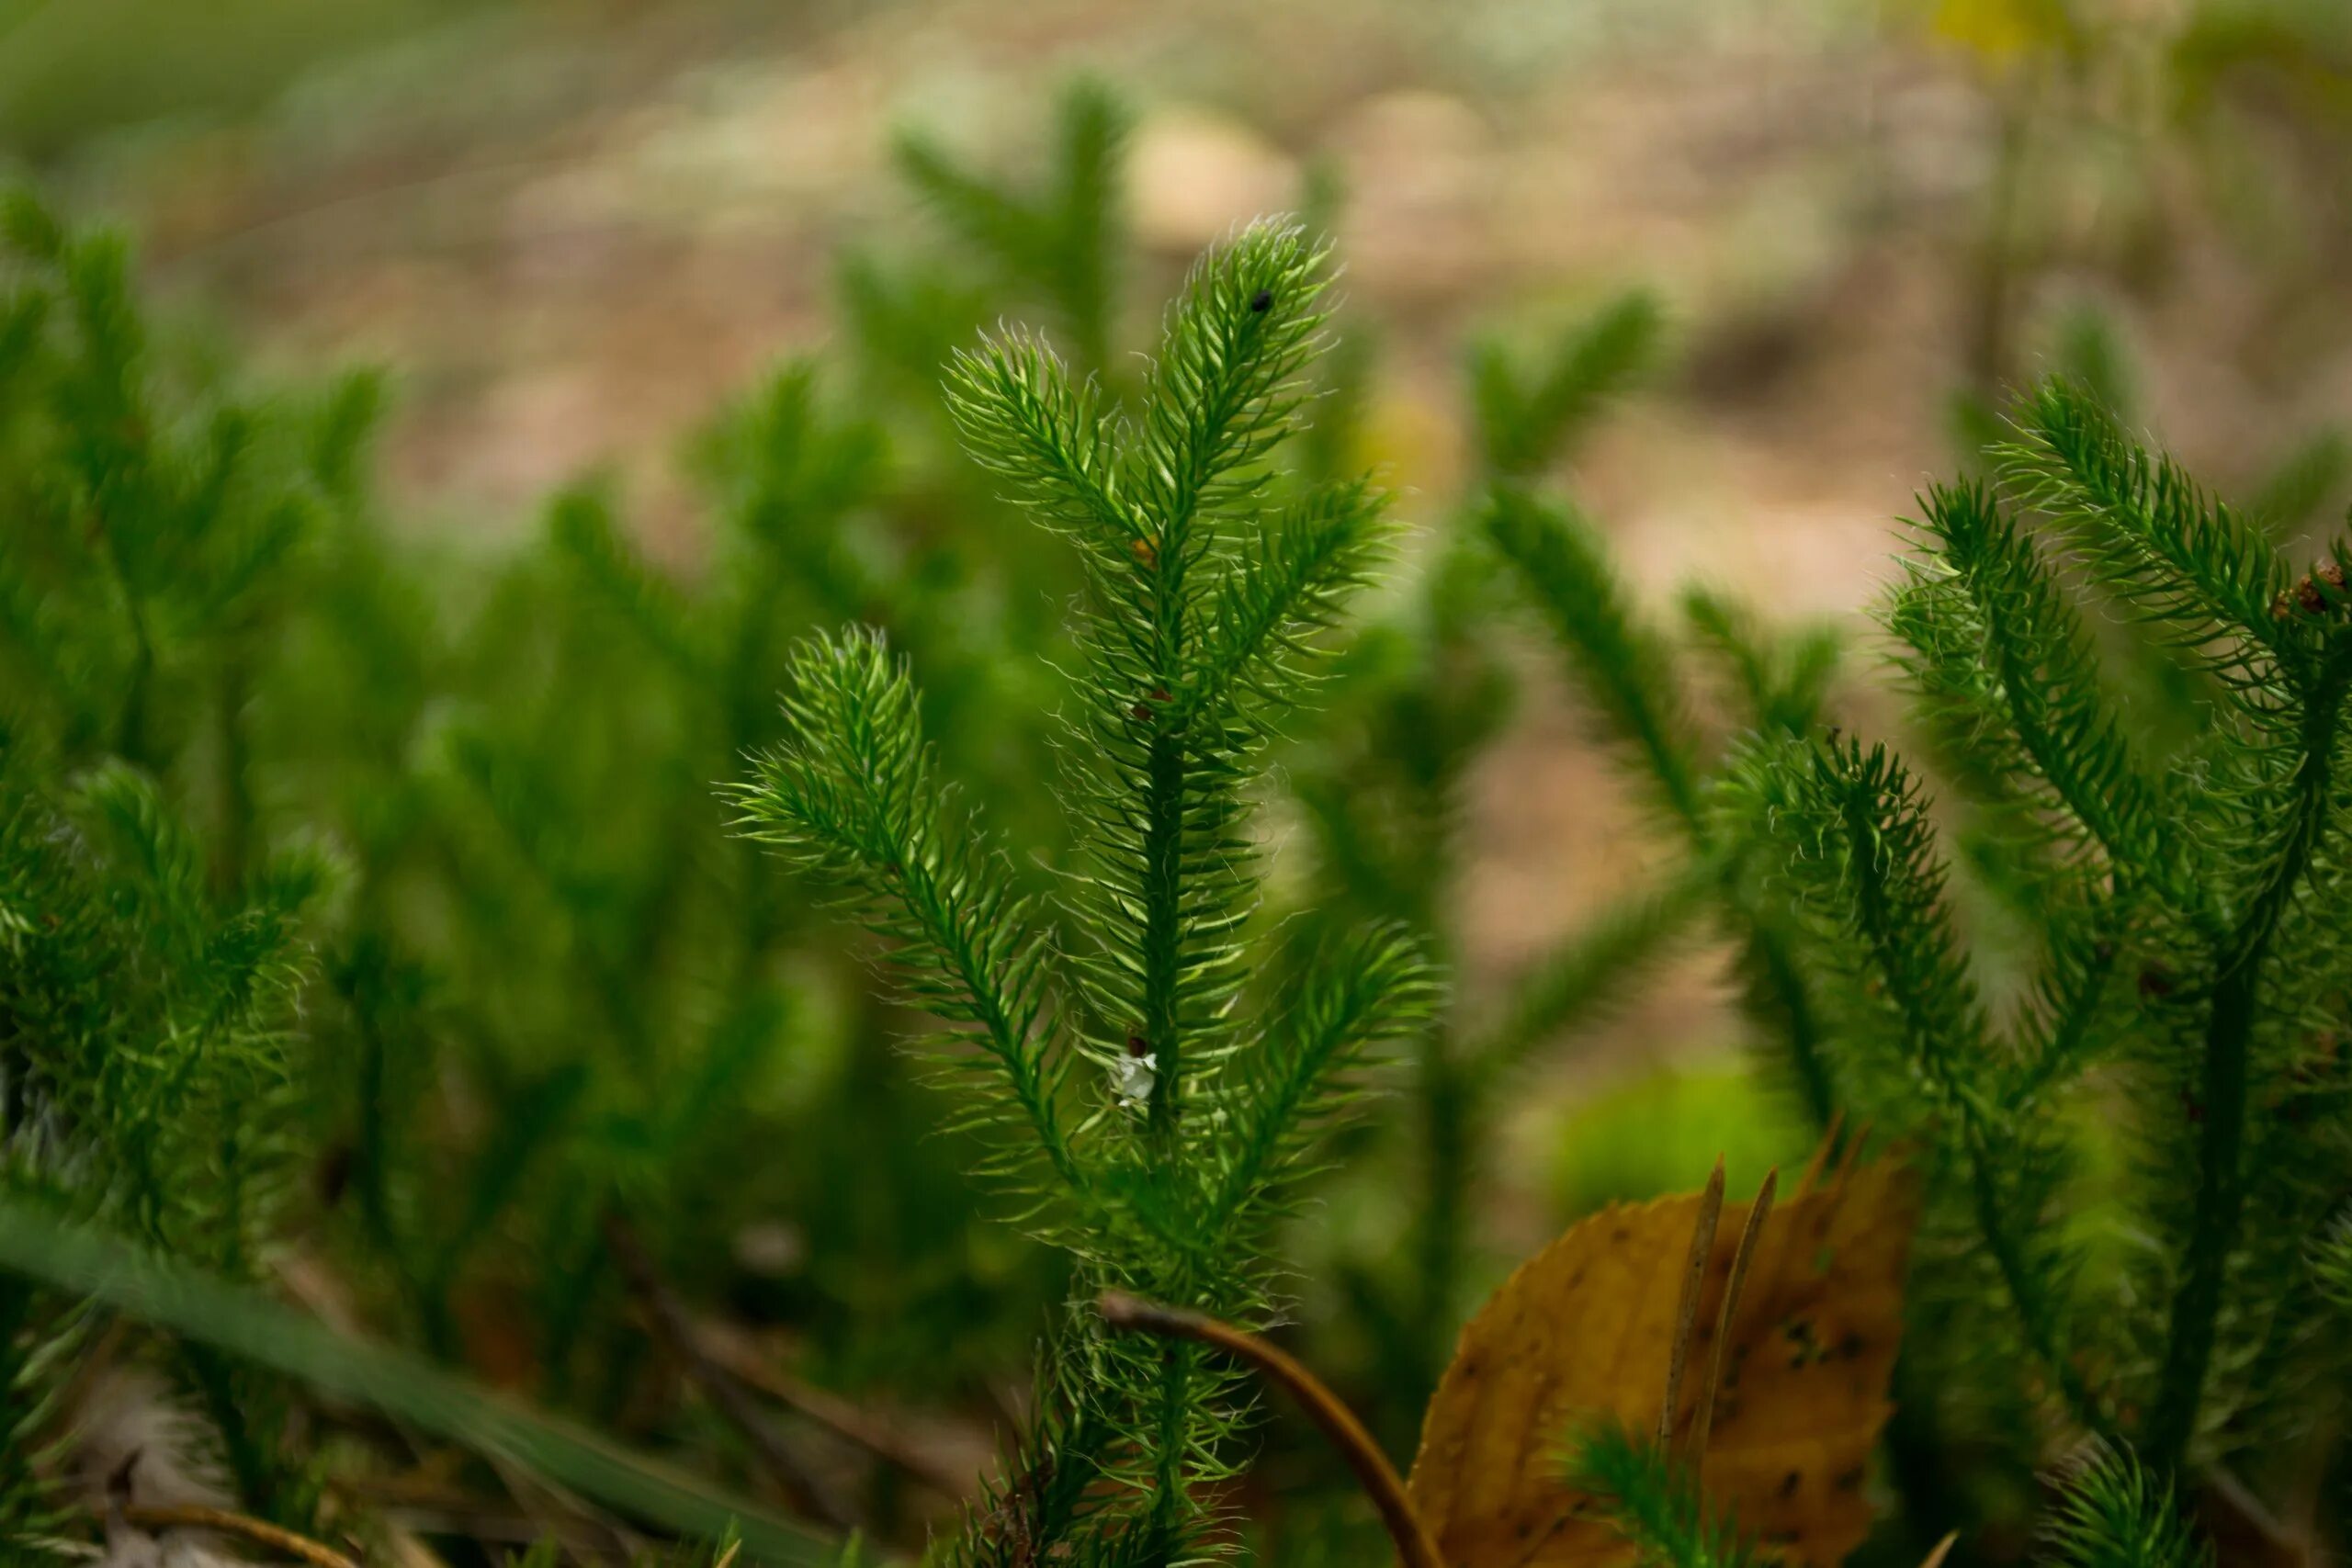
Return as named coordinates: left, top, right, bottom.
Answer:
left=1406, top=1152, right=1917, bottom=1568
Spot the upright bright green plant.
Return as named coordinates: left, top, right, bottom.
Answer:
left=731, top=220, right=1437, bottom=1566
left=1719, top=380, right=2352, bottom=1535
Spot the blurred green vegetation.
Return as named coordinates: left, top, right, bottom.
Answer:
left=1545, top=1063, right=1812, bottom=1219
left=0, top=0, right=498, bottom=160
left=5, top=2, right=2352, bottom=1558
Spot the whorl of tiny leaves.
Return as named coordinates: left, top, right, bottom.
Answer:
left=1728, top=739, right=1991, bottom=1094
left=1481, top=427, right=1838, bottom=1132
left=1888, top=480, right=2164, bottom=883
left=1132, top=225, right=1334, bottom=546
left=944, top=329, right=1138, bottom=551
left=1206, top=924, right=1440, bottom=1235
left=1997, top=381, right=2295, bottom=695
left=1181, top=478, right=1388, bottom=728
left=2041, top=1447, right=2212, bottom=1568
left=727, top=628, right=1079, bottom=1202
left=1563, top=1425, right=1763, bottom=1568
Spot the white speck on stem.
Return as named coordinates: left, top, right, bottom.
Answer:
left=1113, top=1052, right=1158, bottom=1109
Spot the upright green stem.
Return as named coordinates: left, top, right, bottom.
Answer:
left=1147, top=1340, right=1201, bottom=1549
left=1142, top=725, right=1187, bottom=1139
left=2145, top=955, right=2260, bottom=1467
left=2146, top=660, right=2346, bottom=1467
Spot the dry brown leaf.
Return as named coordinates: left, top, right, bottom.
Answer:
left=1406, top=1149, right=1917, bottom=1568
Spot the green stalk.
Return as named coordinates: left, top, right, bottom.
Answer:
left=1147, top=1342, right=1198, bottom=1543
left=1142, top=725, right=1187, bottom=1139
left=2145, top=657, right=2347, bottom=1466
left=1834, top=776, right=2096, bottom=1433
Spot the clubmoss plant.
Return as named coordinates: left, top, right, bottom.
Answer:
left=1719, top=379, right=2352, bottom=1535
left=729, top=220, right=1439, bottom=1566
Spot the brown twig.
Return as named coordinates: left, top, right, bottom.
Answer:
left=1658, top=1156, right=1726, bottom=1444
left=1917, top=1530, right=1960, bottom=1568
left=601, top=1211, right=856, bottom=1531
left=122, top=1505, right=358, bottom=1568
left=699, top=1321, right=971, bottom=1496
left=1097, top=1292, right=1444, bottom=1568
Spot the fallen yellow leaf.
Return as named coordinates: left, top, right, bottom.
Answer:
left=1406, top=1145, right=1917, bottom=1567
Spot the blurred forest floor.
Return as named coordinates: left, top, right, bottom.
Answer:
left=10, top=0, right=2351, bottom=1159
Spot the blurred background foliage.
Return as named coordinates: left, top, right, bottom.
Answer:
left=5, top=0, right=2352, bottom=1562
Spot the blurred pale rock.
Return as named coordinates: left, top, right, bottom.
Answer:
left=1327, top=90, right=1498, bottom=299
left=1129, top=107, right=1297, bottom=251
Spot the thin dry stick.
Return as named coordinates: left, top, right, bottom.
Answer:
left=1916, top=1530, right=1960, bottom=1568
left=1689, top=1168, right=1777, bottom=1466
left=700, top=1322, right=969, bottom=1496
left=1657, top=1156, right=1726, bottom=1443
left=122, top=1505, right=358, bottom=1568
left=602, top=1211, right=856, bottom=1531
left=1097, top=1292, right=1444, bottom=1568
